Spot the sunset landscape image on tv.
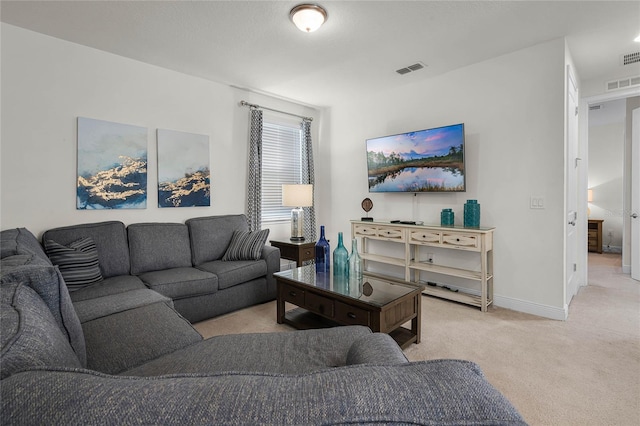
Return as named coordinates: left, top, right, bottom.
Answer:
left=366, top=123, right=465, bottom=193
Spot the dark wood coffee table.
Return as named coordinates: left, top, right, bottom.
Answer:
left=275, top=265, right=421, bottom=349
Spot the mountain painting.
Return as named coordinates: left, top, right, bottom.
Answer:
left=157, top=129, right=210, bottom=208
left=77, top=117, right=148, bottom=209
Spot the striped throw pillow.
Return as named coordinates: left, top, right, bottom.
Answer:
left=222, top=229, right=269, bottom=261
left=44, top=237, right=103, bottom=291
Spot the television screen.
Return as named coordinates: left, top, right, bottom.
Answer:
left=366, top=123, right=465, bottom=193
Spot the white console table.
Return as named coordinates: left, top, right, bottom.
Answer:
left=351, top=220, right=494, bottom=312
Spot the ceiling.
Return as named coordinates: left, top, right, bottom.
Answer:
left=2, top=1, right=639, bottom=107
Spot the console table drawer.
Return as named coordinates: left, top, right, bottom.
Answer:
left=442, top=233, right=479, bottom=250
left=305, top=292, right=334, bottom=318
left=281, top=283, right=304, bottom=305
left=334, top=301, right=371, bottom=326
left=353, top=225, right=378, bottom=237
left=409, top=230, right=442, bottom=245
left=376, top=227, right=405, bottom=241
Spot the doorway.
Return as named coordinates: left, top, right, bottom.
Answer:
left=586, top=94, right=640, bottom=280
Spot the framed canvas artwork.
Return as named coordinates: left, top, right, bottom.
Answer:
left=157, top=129, right=210, bottom=207
left=77, top=117, right=148, bottom=209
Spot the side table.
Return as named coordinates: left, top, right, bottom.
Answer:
left=270, top=239, right=315, bottom=267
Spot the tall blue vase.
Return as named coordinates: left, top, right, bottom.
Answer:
left=332, top=232, right=349, bottom=278
left=464, top=200, right=481, bottom=228
left=315, top=225, right=330, bottom=273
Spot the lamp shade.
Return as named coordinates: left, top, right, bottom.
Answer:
left=282, top=184, right=313, bottom=207
left=290, top=4, right=327, bottom=33
left=588, top=189, right=593, bottom=202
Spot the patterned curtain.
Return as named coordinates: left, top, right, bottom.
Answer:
left=247, top=108, right=263, bottom=231
left=301, top=119, right=317, bottom=241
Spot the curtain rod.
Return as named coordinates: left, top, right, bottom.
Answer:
left=240, top=100, right=313, bottom=122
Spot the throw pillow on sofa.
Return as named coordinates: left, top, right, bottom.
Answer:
left=45, top=237, right=103, bottom=291
left=222, top=229, right=269, bottom=261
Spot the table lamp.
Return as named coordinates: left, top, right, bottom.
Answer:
left=282, top=184, right=313, bottom=241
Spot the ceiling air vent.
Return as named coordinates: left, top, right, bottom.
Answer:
left=396, top=61, right=427, bottom=76
left=621, top=51, right=640, bottom=66
left=606, top=75, right=640, bottom=92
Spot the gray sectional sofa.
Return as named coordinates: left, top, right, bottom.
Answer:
left=0, top=220, right=527, bottom=425
left=41, top=214, right=280, bottom=324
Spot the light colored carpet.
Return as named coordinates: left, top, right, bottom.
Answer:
left=194, top=253, right=640, bottom=425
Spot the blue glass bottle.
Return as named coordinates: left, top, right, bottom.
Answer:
left=315, top=225, right=330, bottom=273
left=332, top=232, right=349, bottom=278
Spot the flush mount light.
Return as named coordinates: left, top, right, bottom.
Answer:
left=290, top=4, right=327, bottom=33
left=635, top=33, right=640, bottom=42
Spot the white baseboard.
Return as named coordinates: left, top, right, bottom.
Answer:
left=493, top=294, right=568, bottom=320
left=426, top=282, right=568, bottom=320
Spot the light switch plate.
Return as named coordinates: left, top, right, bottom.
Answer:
left=530, top=196, right=545, bottom=209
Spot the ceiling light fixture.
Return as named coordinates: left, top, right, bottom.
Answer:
left=635, top=33, right=640, bottom=42
left=290, top=4, right=327, bottom=33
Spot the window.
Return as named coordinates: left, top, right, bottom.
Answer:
left=261, top=116, right=303, bottom=223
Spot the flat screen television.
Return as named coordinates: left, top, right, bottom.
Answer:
left=366, top=123, right=465, bottom=193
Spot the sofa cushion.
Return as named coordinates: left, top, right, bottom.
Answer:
left=137, top=267, right=218, bottom=299
left=0, top=228, right=50, bottom=263
left=1, top=282, right=82, bottom=379
left=81, top=300, right=202, bottom=374
left=222, top=229, right=269, bottom=261
left=196, top=259, right=267, bottom=290
left=186, top=214, right=250, bottom=265
left=0, top=265, right=86, bottom=367
left=69, top=275, right=147, bottom=302
left=44, top=237, right=103, bottom=291
left=72, top=289, right=173, bottom=323
left=127, top=223, right=192, bottom=275
left=42, top=221, right=131, bottom=278
left=123, top=326, right=374, bottom=376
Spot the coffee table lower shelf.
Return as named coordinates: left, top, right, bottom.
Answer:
left=282, top=307, right=418, bottom=349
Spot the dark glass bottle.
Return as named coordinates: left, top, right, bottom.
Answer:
left=315, top=225, right=330, bottom=273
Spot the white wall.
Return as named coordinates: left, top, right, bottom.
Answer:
left=2, top=24, right=572, bottom=318
left=0, top=24, right=319, bottom=241
left=323, top=38, right=568, bottom=318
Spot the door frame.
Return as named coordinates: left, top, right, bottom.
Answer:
left=579, top=86, right=640, bottom=283
left=565, top=65, right=579, bottom=307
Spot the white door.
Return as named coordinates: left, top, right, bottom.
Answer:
left=566, top=67, right=579, bottom=303
left=632, top=108, right=639, bottom=281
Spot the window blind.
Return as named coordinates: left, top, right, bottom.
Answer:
left=261, top=119, right=303, bottom=222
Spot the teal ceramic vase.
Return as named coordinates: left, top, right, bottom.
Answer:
left=464, top=200, right=480, bottom=228
left=441, top=208, right=454, bottom=226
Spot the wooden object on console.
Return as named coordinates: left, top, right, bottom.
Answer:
left=587, top=219, right=604, bottom=253
left=351, top=220, right=495, bottom=312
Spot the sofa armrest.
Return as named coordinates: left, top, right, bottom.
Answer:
left=1, top=362, right=527, bottom=425
left=346, top=333, right=409, bottom=365
left=261, top=245, right=280, bottom=295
